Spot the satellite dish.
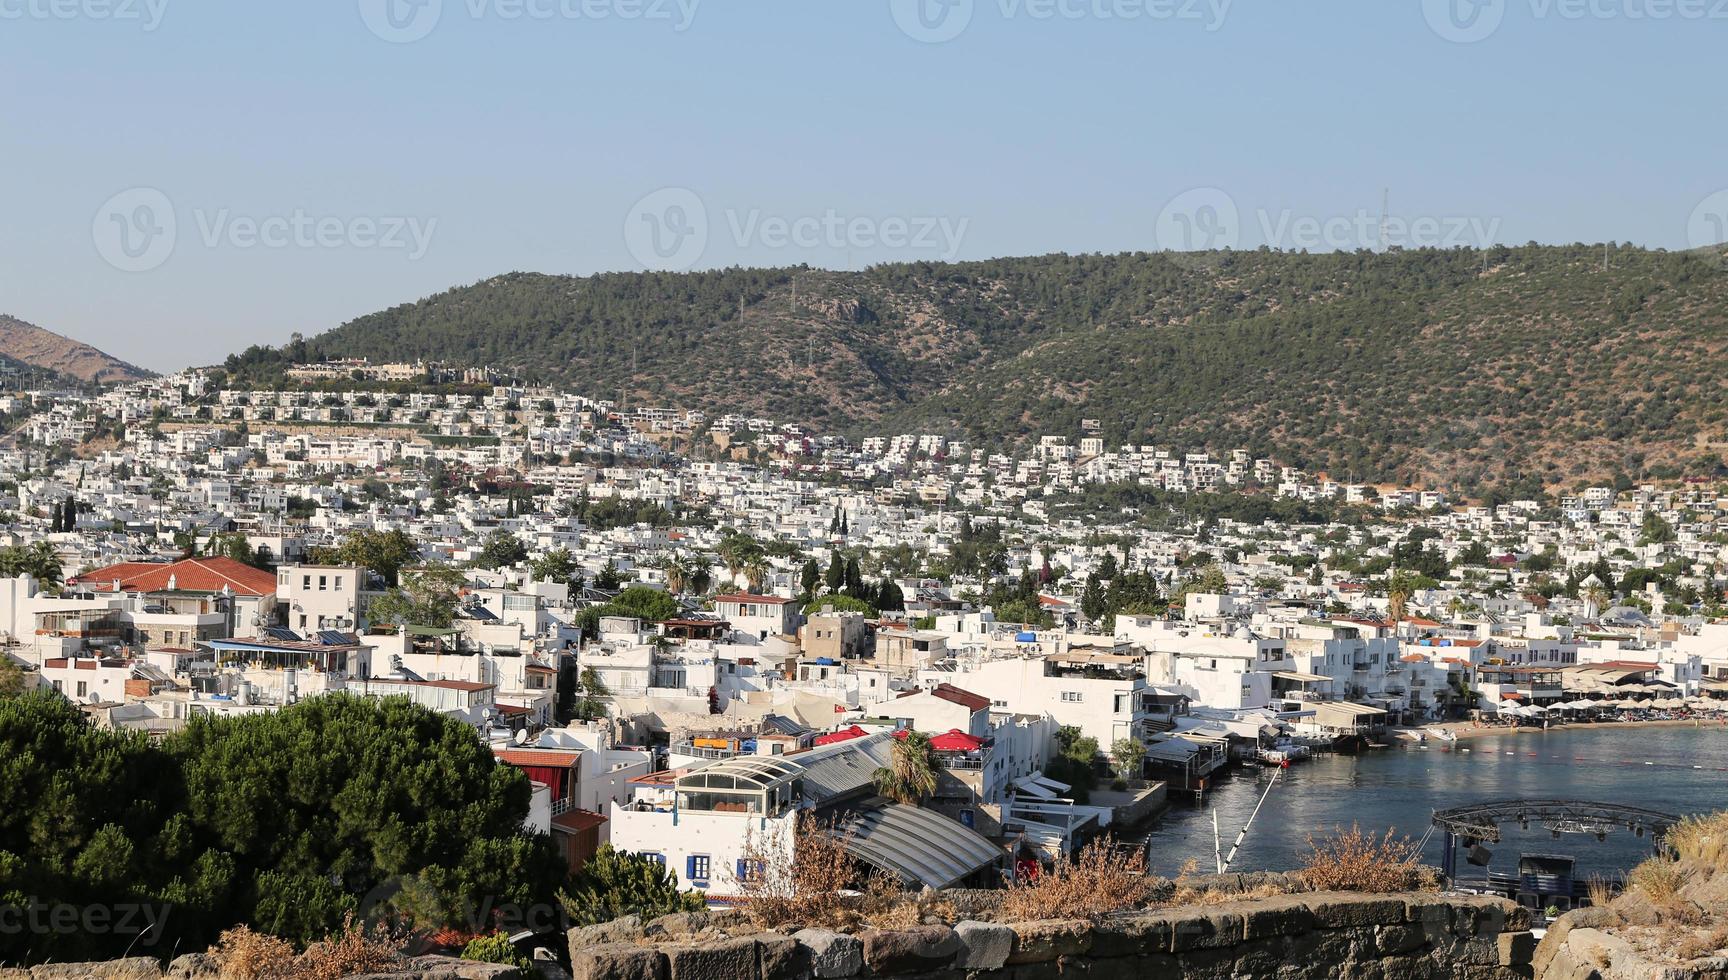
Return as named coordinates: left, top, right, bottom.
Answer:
left=513, top=729, right=528, bottom=745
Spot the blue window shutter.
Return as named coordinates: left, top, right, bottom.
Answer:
left=737, top=859, right=747, bottom=880
left=686, top=856, right=698, bottom=879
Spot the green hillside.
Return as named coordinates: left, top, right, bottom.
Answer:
left=221, top=244, right=1728, bottom=493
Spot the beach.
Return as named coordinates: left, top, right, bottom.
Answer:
left=1398, top=717, right=1728, bottom=742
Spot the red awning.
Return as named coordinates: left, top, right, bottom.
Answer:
left=928, top=729, right=985, bottom=752
left=814, top=725, right=868, bottom=746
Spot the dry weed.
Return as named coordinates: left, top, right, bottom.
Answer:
left=1296, top=824, right=1435, bottom=893
left=731, top=816, right=882, bottom=929
left=209, top=926, right=297, bottom=980
left=1000, top=839, right=1152, bottom=922
left=207, top=918, right=399, bottom=980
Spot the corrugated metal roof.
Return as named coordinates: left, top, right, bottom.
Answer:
left=790, top=733, right=896, bottom=804
left=826, top=801, right=1001, bottom=889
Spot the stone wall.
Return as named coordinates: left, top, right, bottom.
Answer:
left=0, top=954, right=538, bottom=979
left=566, top=891, right=1536, bottom=980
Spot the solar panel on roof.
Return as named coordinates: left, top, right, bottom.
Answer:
left=263, top=627, right=302, bottom=642
left=316, top=630, right=352, bottom=646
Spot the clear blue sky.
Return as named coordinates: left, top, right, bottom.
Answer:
left=1, top=0, right=1722, bottom=372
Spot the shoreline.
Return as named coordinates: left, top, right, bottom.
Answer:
left=1392, top=718, right=1728, bottom=742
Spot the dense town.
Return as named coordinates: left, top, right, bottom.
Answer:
left=5, top=363, right=1728, bottom=900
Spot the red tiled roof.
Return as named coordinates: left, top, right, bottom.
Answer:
left=551, top=809, right=608, bottom=832
left=931, top=683, right=991, bottom=712
left=70, top=557, right=278, bottom=597
left=714, top=594, right=793, bottom=606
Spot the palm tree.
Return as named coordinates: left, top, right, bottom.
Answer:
left=872, top=731, right=938, bottom=805
left=744, top=558, right=769, bottom=594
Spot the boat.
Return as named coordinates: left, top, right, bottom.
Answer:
left=1425, top=726, right=1459, bottom=743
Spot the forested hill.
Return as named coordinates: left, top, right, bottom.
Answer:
left=225, top=244, right=1728, bottom=492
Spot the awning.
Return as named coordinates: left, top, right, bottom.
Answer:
left=814, top=725, right=868, bottom=746
left=928, top=729, right=985, bottom=752
left=1273, top=671, right=1332, bottom=684
left=825, top=802, right=1002, bottom=889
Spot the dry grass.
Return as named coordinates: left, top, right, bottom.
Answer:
left=207, top=919, right=399, bottom=980
left=1667, top=811, right=1728, bottom=867
left=731, top=816, right=896, bottom=929
left=999, top=839, right=1153, bottom=922
left=209, top=926, right=296, bottom=980
left=1296, top=824, right=1436, bottom=894
left=1628, top=858, right=1686, bottom=907
left=1585, top=874, right=1619, bottom=908
left=1672, top=923, right=1728, bottom=961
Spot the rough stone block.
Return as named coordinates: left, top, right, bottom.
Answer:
left=407, top=955, right=530, bottom=978
left=953, top=920, right=1014, bottom=970
left=1168, top=908, right=1245, bottom=952
left=792, top=928, right=862, bottom=979
left=30, top=961, right=163, bottom=980
left=1498, top=929, right=1536, bottom=967
left=1005, top=918, right=1092, bottom=964
left=1240, top=894, right=1318, bottom=939
left=1304, top=895, right=1407, bottom=929
left=666, top=936, right=758, bottom=980
left=163, top=953, right=219, bottom=979
left=859, top=926, right=959, bottom=975
left=755, top=933, right=808, bottom=980
left=644, top=912, right=710, bottom=939
left=1089, top=910, right=1177, bottom=958
left=570, top=942, right=665, bottom=980
left=568, top=915, right=646, bottom=953
left=1372, top=922, right=1428, bottom=956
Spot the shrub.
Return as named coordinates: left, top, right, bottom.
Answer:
left=1297, top=824, right=1435, bottom=893
left=207, top=919, right=400, bottom=980
left=560, top=845, right=705, bottom=926
left=460, top=932, right=532, bottom=970
left=1000, top=839, right=1152, bottom=922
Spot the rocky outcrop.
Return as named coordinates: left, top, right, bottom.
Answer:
left=566, top=891, right=1535, bottom=980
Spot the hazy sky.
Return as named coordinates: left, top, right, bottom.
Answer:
left=2, top=0, right=1723, bottom=372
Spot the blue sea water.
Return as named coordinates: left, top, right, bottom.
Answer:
left=1142, top=724, right=1728, bottom=879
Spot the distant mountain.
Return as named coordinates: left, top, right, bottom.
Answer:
left=0, top=315, right=153, bottom=385
left=223, top=244, right=1728, bottom=494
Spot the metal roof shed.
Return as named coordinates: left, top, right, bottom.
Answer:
left=824, top=801, right=1003, bottom=890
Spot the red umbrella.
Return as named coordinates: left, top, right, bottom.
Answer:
left=814, top=725, right=868, bottom=746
